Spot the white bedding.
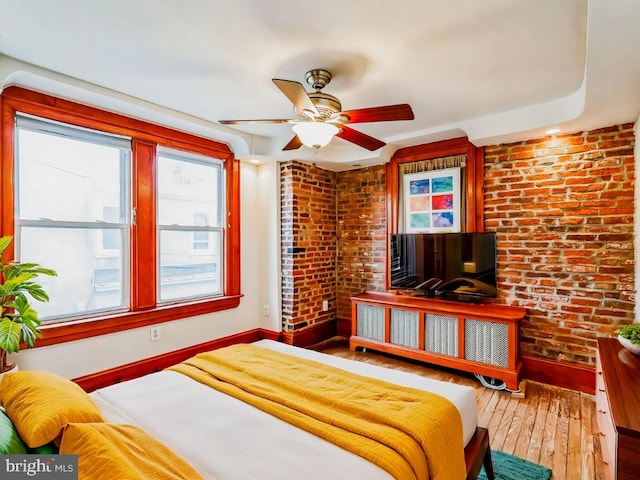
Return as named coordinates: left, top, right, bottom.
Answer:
left=90, top=340, right=477, bottom=480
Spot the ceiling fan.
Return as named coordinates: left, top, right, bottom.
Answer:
left=219, top=68, right=414, bottom=151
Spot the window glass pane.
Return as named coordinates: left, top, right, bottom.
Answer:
left=19, top=227, right=126, bottom=319
left=102, top=206, right=120, bottom=249
left=17, top=129, right=127, bottom=223
left=159, top=230, right=221, bottom=301
left=157, top=154, right=221, bottom=226
left=192, top=213, right=211, bottom=250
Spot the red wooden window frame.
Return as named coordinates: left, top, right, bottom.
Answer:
left=0, top=87, right=241, bottom=347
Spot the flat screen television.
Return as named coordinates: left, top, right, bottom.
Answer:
left=390, top=232, right=497, bottom=301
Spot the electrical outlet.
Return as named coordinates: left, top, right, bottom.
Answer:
left=322, top=300, right=329, bottom=311
left=150, top=326, right=161, bottom=342
left=263, top=305, right=270, bottom=317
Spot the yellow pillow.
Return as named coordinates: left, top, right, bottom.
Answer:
left=60, top=423, right=204, bottom=480
left=0, top=370, right=104, bottom=448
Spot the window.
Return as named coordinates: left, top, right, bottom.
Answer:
left=0, top=87, right=240, bottom=346
left=15, top=115, right=131, bottom=319
left=156, top=149, right=223, bottom=302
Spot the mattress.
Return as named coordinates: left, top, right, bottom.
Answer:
left=90, top=340, right=478, bottom=480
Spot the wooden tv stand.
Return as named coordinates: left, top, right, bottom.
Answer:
left=350, top=292, right=526, bottom=390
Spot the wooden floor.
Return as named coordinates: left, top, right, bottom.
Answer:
left=314, top=339, right=604, bottom=480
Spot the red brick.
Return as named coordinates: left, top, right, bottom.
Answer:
left=484, top=123, right=635, bottom=366
left=281, top=124, right=634, bottom=368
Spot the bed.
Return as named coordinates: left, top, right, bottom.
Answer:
left=0, top=340, right=494, bottom=480
left=94, top=340, right=489, bottom=479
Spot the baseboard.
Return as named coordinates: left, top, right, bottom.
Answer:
left=257, top=328, right=281, bottom=342
left=74, top=327, right=594, bottom=395
left=521, top=354, right=595, bottom=394
left=336, top=317, right=351, bottom=338
left=280, top=320, right=337, bottom=348
left=73, top=328, right=279, bottom=392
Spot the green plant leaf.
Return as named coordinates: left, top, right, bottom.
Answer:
left=618, top=324, right=640, bottom=344
left=24, top=287, right=50, bottom=303
left=3, top=273, right=38, bottom=285
left=20, top=322, right=41, bottom=348
left=0, top=236, right=13, bottom=255
left=0, top=235, right=54, bottom=355
left=0, top=318, right=21, bottom=354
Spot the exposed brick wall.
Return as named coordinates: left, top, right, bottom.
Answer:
left=280, top=123, right=635, bottom=368
left=484, top=124, right=636, bottom=365
left=336, top=165, right=388, bottom=321
left=280, top=161, right=337, bottom=332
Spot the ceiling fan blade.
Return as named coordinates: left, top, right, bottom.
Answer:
left=282, top=135, right=303, bottom=151
left=272, top=79, right=319, bottom=117
left=336, top=125, right=386, bottom=151
left=219, top=118, right=295, bottom=125
left=340, top=104, right=414, bottom=124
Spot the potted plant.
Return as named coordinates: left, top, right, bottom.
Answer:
left=617, top=324, right=640, bottom=355
left=0, top=235, right=56, bottom=373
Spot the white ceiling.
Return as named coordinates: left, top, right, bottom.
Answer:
left=0, top=0, right=638, bottom=171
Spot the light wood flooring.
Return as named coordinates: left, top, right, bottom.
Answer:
left=314, top=338, right=604, bottom=480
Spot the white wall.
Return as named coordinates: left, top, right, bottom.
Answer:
left=257, top=161, right=282, bottom=331
left=0, top=57, right=281, bottom=378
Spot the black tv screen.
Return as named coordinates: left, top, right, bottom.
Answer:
left=390, top=232, right=497, bottom=300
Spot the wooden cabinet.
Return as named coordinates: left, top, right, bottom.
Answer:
left=596, top=338, right=640, bottom=480
left=350, top=292, right=525, bottom=390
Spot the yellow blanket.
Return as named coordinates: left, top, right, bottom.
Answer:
left=168, top=344, right=465, bottom=480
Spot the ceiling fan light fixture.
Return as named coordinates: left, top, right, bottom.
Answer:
left=292, top=122, right=339, bottom=150
left=219, top=69, right=414, bottom=152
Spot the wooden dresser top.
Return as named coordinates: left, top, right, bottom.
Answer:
left=598, top=337, right=640, bottom=438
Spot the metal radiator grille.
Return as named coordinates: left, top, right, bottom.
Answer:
left=390, top=309, right=419, bottom=348
left=464, top=319, right=509, bottom=367
left=356, top=304, right=385, bottom=341
left=424, top=313, right=458, bottom=356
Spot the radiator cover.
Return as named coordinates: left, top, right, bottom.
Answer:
left=425, top=313, right=459, bottom=356
left=356, top=304, right=385, bottom=341
left=390, top=309, right=419, bottom=348
left=350, top=293, right=525, bottom=391
left=464, top=319, right=509, bottom=367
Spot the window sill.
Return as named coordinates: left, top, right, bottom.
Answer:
left=37, top=295, right=242, bottom=347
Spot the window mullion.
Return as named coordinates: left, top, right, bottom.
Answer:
left=131, top=140, right=157, bottom=310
